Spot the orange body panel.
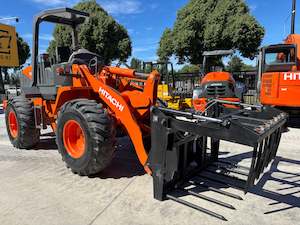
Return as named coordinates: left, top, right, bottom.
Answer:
left=201, top=72, right=235, bottom=85
left=260, top=71, right=300, bottom=107
left=22, top=66, right=32, bottom=79
left=193, top=98, right=239, bottom=112
left=2, top=100, right=8, bottom=109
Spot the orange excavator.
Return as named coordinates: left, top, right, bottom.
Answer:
left=3, top=8, right=287, bottom=220
left=193, top=50, right=241, bottom=112
left=258, top=0, right=300, bottom=119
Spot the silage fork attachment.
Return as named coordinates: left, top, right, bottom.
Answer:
left=148, top=102, right=287, bottom=220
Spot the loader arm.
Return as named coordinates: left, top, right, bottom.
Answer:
left=75, top=65, right=160, bottom=173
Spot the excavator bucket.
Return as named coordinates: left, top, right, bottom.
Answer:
left=148, top=101, right=287, bottom=220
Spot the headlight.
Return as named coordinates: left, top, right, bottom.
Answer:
left=193, top=88, right=203, bottom=99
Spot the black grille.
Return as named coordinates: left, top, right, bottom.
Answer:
left=206, top=85, right=226, bottom=97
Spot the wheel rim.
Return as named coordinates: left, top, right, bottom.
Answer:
left=63, top=120, right=86, bottom=159
left=8, top=111, right=18, bottom=138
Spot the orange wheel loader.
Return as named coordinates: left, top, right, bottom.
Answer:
left=3, top=8, right=288, bottom=220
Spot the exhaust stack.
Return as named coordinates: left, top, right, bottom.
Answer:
left=291, top=0, right=296, bottom=34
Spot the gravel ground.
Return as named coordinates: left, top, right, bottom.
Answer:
left=0, top=110, right=299, bottom=225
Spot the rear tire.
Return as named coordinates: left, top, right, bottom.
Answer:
left=5, top=96, right=40, bottom=149
left=56, top=99, right=116, bottom=176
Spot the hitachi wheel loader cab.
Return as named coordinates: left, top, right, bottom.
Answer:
left=3, top=7, right=288, bottom=221
left=193, top=50, right=241, bottom=112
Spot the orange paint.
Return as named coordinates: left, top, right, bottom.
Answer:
left=8, top=110, right=18, bottom=138
left=22, top=66, right=32, bottom=80
left=2, top=100, right=8, bottom=109
left=193, top=98, right=239, bottom=112
left=201, top=72, right=235, bottom=85
left=63, top=120, right=86, bottom=159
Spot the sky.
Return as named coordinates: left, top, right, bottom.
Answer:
left=0, top=0, right=299, bottom=66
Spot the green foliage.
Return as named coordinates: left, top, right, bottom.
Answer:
left=227, top=55, right=255, bottom=72
left=158, top=0, right=264, bottom=64
left=227, top=56, right=243, bottom=72
left=16, top=34, right=31, bottom=67
left=177, top=64, right=200, bottom=74
left=241, top=64, right=255, bottom=71
left=157, top=28, right=174, bottom=61
left=130, top=57, right=143, bottom=72
left=47, top=0, right=132, bottom=64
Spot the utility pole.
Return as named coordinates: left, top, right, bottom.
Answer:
left=0, top=67, right=4, bottom=94
left=291, top=0, right=296, bottom=34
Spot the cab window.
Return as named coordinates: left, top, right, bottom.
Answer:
left=265, top=47, right=296, bottom=65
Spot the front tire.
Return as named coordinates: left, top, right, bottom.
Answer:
left=56, top=99, right=116, bottom=176
left=5, top=96, right=40, bottom=149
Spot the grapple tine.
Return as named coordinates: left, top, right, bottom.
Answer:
left=166, top=193, right=227, bottom=221
left=188, top=180, right=243, bottom=200
left=244, top=145, right=258, bottom=191
left=255, top=142, right=265, bottom=179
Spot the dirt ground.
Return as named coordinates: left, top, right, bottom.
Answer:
left=0, top=109, right=299, bottom=225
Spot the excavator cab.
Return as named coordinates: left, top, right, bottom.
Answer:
left=193, top=50, right=240, bottom=112
left=258, top=0, right=300, bottom=117
left=260, top=44, right=297, bottom=73
left=258, top=34, right=300, bottom=115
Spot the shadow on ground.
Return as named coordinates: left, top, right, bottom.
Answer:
left=170, top=149, right=300, bottom=217
left=34, top=138, right=58, bottom=150
left=96, top=137, right=145, bottom=179
left=33, top=135, right=145, bottom=179
left=253, top=157, right=300, bottom=214
left=287, top=117, right=300, bottom=128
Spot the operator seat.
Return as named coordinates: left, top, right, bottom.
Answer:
left=68, top=48, right=103, bottom=74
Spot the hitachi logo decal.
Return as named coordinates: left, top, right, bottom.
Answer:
left=99, top=87, right=124, bottom=112
left=283, top=72, right=300, bottom=81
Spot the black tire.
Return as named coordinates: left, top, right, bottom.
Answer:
left=5, top=96, right=40, bottom=149
left=56, top=99, right=116, bottom=176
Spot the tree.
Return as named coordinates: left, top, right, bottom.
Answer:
left=17, top=34, right=31, bottom=67
left=47, top=0, right=132, bottom=64
left=157, top=28, right=173, bottom=61
left=130, top=57, right=143, bottom=72
left=177, top=64, right=200, bottom=74
left=227, top=56, right=243, bottom=72
left=157, top=0, right=264, bottom=64
left=227, top=55, right=256, bottom=72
